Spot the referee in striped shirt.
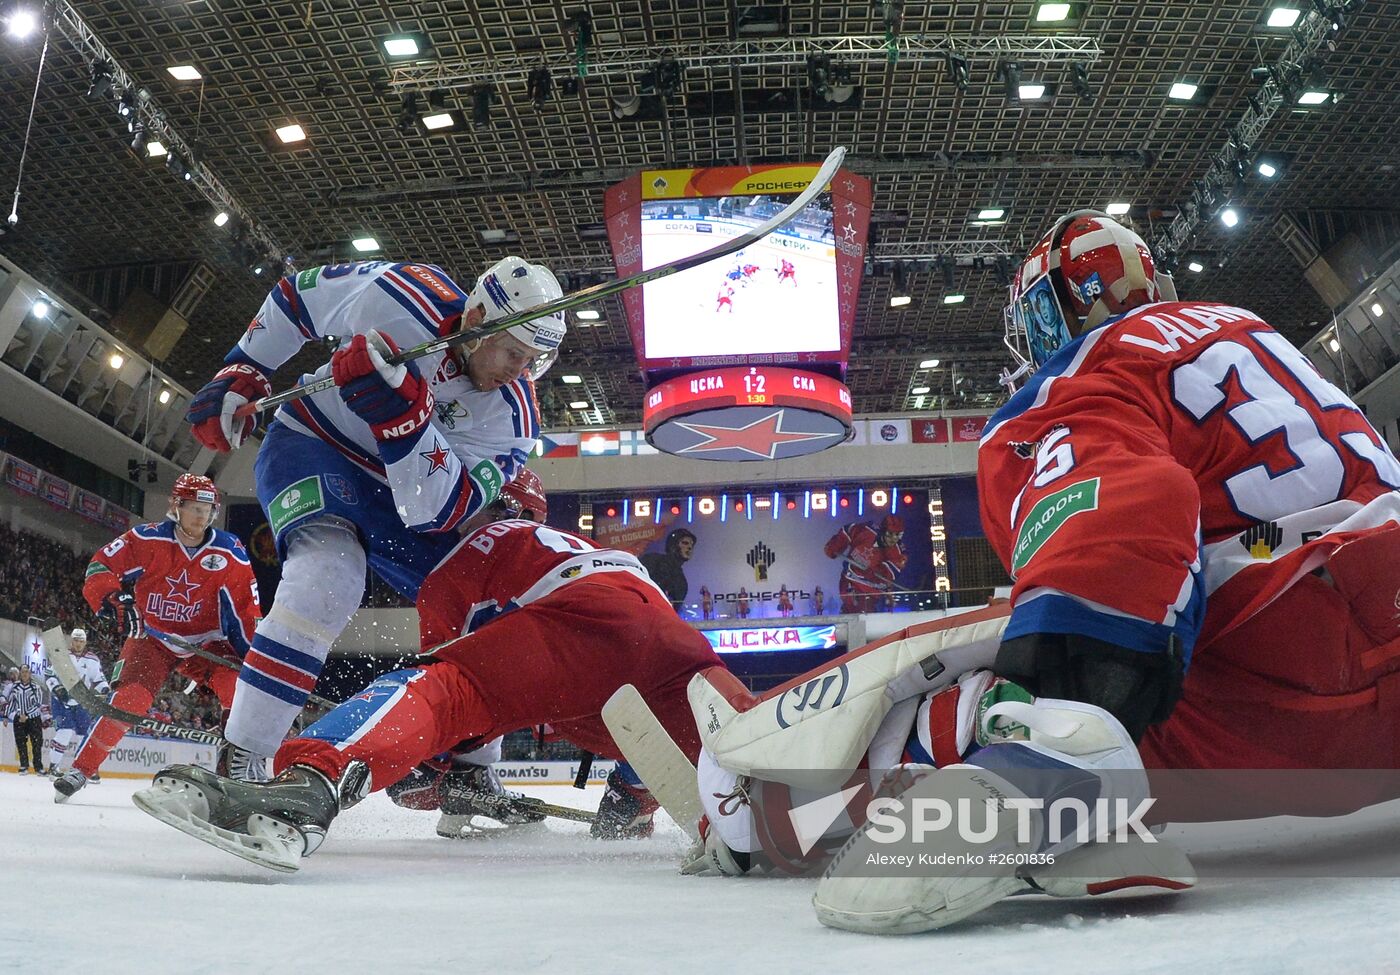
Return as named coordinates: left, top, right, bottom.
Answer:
left=6, top=666, right=45, bottom=774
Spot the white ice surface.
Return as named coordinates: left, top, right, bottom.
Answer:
left=2, top=773, right=1397, bottom=975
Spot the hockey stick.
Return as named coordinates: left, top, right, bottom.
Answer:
left=601, top=684, right=703, bottom=840
left=235, top=145, right=847, bottom=418
left=43, top=624, right=224, bottom=747
left=446, top=787, right=597, bottom=826
left=143, top=624, right=340, bottom=712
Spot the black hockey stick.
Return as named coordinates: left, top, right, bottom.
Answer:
left=446, top=786, right=597, bottom=826
left=235, top=145, right=847, bottom=419
left=144, top=624, right=340, bottom=712
left=43, top=624, right=224, bottom=747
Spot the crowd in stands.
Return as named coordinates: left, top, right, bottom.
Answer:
left=0, top=523, right=95, bottom=638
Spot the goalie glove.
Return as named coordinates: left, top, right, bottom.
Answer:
left=331, top=330, right=434, bottom=441
left=186, top=362, right=272, bottom=452
left=101, top=588, right=145, bottom=640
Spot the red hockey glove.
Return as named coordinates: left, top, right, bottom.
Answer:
left=331, top=330, right=434, bottom=441
left=186, top=362, right=272, bottom=452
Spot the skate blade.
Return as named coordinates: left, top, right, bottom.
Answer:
left=435, top=814, right=549, bottom=841
left=813, top=874, right=1026, bottom=935
left=132, top=779, right=301, bottom=874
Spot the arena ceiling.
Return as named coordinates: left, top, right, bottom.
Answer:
left=0, top=1, right=1396, bottom=428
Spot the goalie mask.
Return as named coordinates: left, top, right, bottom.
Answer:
left=1004, top=210, right=1177, bottom=375
left=467, top=256, right=567, bottom=381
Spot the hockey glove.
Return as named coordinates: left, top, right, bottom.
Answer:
left=51, top=683, right=71, bottom=706
left=186, top=362, right=272, bottom=452
left=101, top=588, right=145, bottom=640
left=331, top=330, right=434, bottom=441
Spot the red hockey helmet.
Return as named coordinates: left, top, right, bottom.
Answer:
left=880, top=514, right=904, bottom=535
left=1005, top=210, right=1176, bottom=374
left=499, top=468, right=547, bottom=522
left=170, top=473, right=221, bottom=516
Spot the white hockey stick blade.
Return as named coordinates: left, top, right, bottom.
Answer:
left=601, top=684, right=703, bottom=840
left=132, top=777, right=301, bottom=874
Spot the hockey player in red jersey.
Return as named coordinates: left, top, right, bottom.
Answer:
left=54, top=474, right=260, bottom=803
left=776, top=258, right=797, bottom=285
left=823, top=515, right=908, bottom=612
left=715, top=284, right=735, bottom=313
left=132, top=471, right=727, bottom=871
left=684, top=210, right=1400, bottom=934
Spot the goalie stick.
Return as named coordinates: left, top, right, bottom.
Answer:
left=236, top=145, right=847, bottom=419
left=601, top=684, right=703, bottom=840
left=43, top=624, right=223, bottom=747
left=442, top=787, right=597, bottom=828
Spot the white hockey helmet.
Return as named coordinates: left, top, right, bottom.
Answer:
left=467, top=256, right=567, bottom=380
left=71, top=628, right=88, bottom=641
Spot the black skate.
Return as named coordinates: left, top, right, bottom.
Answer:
left=132, top=762, right=367, bottom=873
left=436, top=763, right=547, bottom=839
left=53, top=769, right=88, bottom=804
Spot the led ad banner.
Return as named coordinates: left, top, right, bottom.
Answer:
left=604, top=162, right=871, bottom=373
left=702, top=624, right=840, bottom=654
left=591, top=488, right=933, bottom=620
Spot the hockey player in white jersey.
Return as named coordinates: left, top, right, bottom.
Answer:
left=185, top=257, right=564, bottom=777
left=42, top=628, right=109, bottom=776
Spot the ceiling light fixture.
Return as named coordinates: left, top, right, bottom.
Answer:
left=31, top=299, right=50, bottom=318
left=1018, top=83, right=1047, bottom=100
left=6, top=8, right=38, bottom=39
left=1266, top=7, right=1302, bottom=27
left=1220, top=207, right=1240, bottom=228
left=976, top=208, right=1005, bottom=220
left=889, top=295, right=912, bottom=308
left=911, top=386, right=931, bottom=395
left=109, top=351, right=125, bottom=369
left=146, top=140, right=167, bottom=158
left=919, top=358, right=940, bottom=369
left=275, top=123, right=307, bottom=144
left=1168, top=81, right=1199, bottom=101
left=943, top=294, right=967, bottom=305
left=1297, top=89, right=1331, bottom=105
left=568, top=401, right=590, bottom=410
left=421, top=112, right=455, bottom=130
left=351, top=237, right=380, bottom=252
left=1105, top=202, right=1132, bottom=216
left=1036, top=3, right=1072, bottom=21
left=213, top=211, right=229, bottom=227
left=1371, top=302, right=1384, bottom=317
left=1187, top=260, right=1205, bottom=273
left=167, top=65, right=201, bottom=81
left=561, top=375, right=583, bottom=384
left=576, top=309, right=601, bottom=321
left=1256, top=160, right=1279, bottom=178
left=383, top=35, right=421, bottom=58
left=158, top=389, right=172, bottom=405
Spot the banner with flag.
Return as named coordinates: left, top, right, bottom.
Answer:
left=75, top=488, right=105, bottom=523
left=3, top=454, right=41, bottom=495
left=579, top=431, right=621, bottom=456
left=102, top=501, right=132, bottom=532
left=949, top=415, right=990, bottom=442
left=851, top=419, right=910, bottom=446
left=40, top=473, right=72, bottom=510
left=536, top=432, right=580, bottom=458
left=911, top=418, right=950, bottom=443
left=618, top=429, right=659, bottom=455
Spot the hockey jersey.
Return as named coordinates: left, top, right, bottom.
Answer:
left=44, top=650, right=109, bottom=697
left=979, top=300, right=1400, bottom=662
left=83, top=521, right=262, bottom=657
left=226, top=261, right=539, bottom=532
left=415, top=520, right=664, bottom=648
left=824, top=523, right=907, bottom=591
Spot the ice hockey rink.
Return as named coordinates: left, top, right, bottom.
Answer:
left=4, top=773, right=1397, bottom=975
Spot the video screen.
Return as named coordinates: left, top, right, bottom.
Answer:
left=639, top=194, right=840, bottom=360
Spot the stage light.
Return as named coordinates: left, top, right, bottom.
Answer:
left=117, top=89, right=137, bottom=118
left=786, top=499, right=797, bottom=510
left=214, top=211, right=230, bottom=227
left=1105, top=202, right=1132, bottom=216
left=1000, top=61, right=1023, bottom=104
left=671, top=505, right=680, bottom=515
left=87, top=61, right=114, bottom=99
left=383, top=35, right=421, bottom=58
left=1220, top=208, right=1240, bottom=228
left=606, top=506, right=617, bottom=517
left=146, top=141, right=167, bottom=158
left=527, top=67, right=554, bottom=108
left=1168, top=81, right=1199, bottom=101
left=6, top=8, right=37, bottom=39
left=698, top=497, right=716, bottom=516
left=945, top=52, right=970, bottom=92
left=839, top=497, right=849, bottom=508
left=1070, top=62, right=1094, bottom=101
left=109, top=351, right=125, bottom=369
left=351, top=237, right=380, bottom=252
left=158, top=389, right=172, bottom=405
left=31, top=299, right=49, bottom=318
left=1257, top=160, right=1279, bottom=178
left=275, top=123, right=307, bottom=144
left=902, top=493, right=913, bottom=504
left=871, top=490, right=888, bottom=507
left=472, top=84, right=496, bottom=126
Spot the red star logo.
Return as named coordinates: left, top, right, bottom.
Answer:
left=165, top=569, right=200, bottom=602
left=244, top=314, right=266, bottom=338
left=420, top=439, right=451, bottom=476
left=673, top=410, right=842, bottom=460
